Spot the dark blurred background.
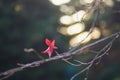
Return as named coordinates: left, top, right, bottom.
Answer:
left=0, top=0, right=120, bottom=80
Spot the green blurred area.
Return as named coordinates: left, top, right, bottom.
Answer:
left=0, top=0, right=120, bottom=80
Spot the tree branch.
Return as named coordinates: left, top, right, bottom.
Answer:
left=0, top=31, right=119, bottom=80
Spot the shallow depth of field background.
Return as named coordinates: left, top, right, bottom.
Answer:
left=0, top=0, right=120, bottom=80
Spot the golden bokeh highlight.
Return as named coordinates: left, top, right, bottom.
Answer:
left=58, top=27, right=68, bottom=35
left=70, top=32, right=92, bottom=47
left=79, top=0, right=93, bottom=5
left=72, top=10, right=86, bottom=22
left=60, top=5, right=75, bottom=14
left=84, top=0, right=94, bottom=3
left=60, top=15, right=73, bottom=25
left=51, top=0, right=104, bottom=47
left=67, top=23, right=85, bottom=35
left=49, top=0, right=71, bottom=6
left=91, top=27, right=101, bottom=39
left=84, top=11, right=93, bottom=21
left=14, top=4, right=21, bottom=12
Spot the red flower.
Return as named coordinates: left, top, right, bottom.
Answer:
left=42, top=38, right=57, bottom=57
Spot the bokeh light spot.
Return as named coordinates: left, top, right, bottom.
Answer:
left=60, top=5, right=75, bottom=14
left=72, top=10, right=86, bottom=22
left=84, top=0, right=94, bottom=3
left=14, top=4, right=21, bottom=12
left=49, top=0, right=71, bottom=6
left=79, top=0, right=93, bottom=5
left=58, top=27, right=68, bottom=35
left=70, top=32, right=91, bottom=47
left=91, top=27, right=101, bottom=39
left=60, top=15, right=73, bottom=25
left=67, top=23, right=85, bottom=35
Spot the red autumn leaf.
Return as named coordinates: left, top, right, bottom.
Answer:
left=42, top=38, right=57, bottom=57
left=45, top=38, right=51, bottom=46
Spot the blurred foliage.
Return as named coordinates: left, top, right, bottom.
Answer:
left=0, top=0, right=120, bottom=80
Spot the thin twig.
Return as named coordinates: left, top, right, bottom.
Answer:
left=24, top=48, right=44, bottom=60
left=69, top=0, right=100, bottom=53
left=0, top=31, right=119, bottom=80
left=55, top=51, right=81, bottom=66
left=70, top=31, right=119, bottom=80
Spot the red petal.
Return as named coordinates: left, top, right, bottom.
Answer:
left=42, top=47, right=53, bottom=57
left=45, top=38, right=51, bottom=46
left=51, top=40, right=55, bottom=46
left=42, top=38, right=57, bottom=58
left=48, top=50, right=52, bottom=57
